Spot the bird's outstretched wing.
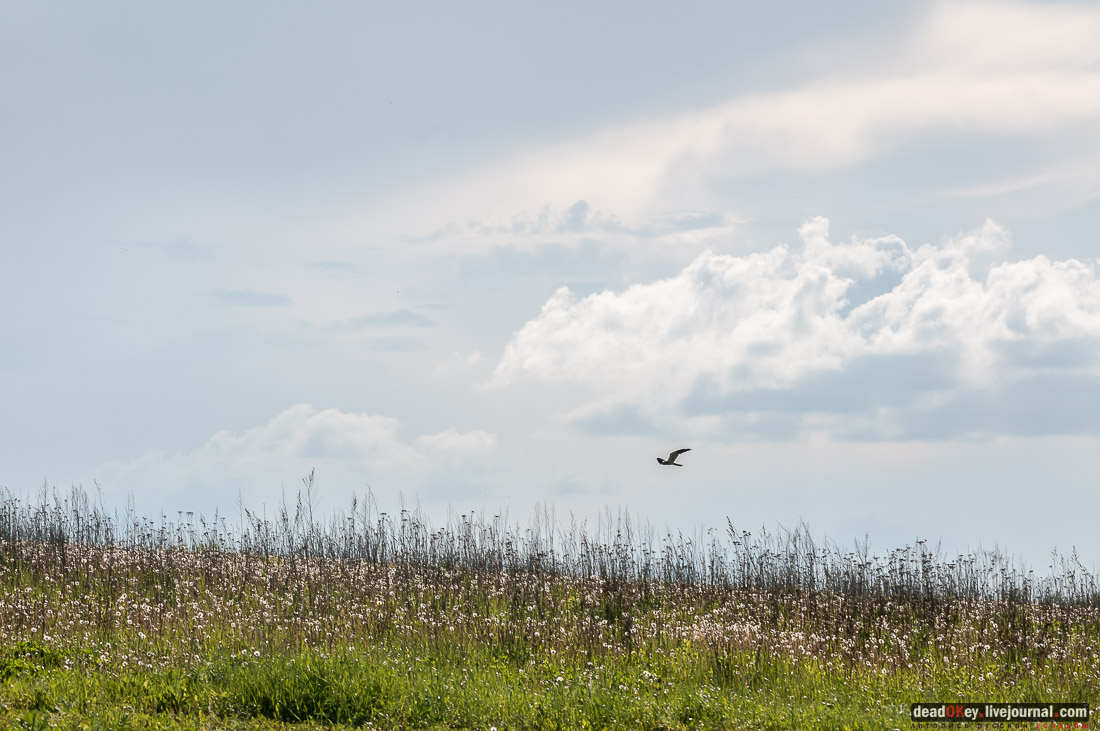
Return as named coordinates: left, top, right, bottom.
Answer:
left=668, top=448, right=691, bottom=461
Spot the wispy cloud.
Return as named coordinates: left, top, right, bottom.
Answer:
left=393, top=1, right=1100, bottom=224
left=210, top=289, right=292, bottom=307
left=306, top=260, right=355, bottom=272
left=136, top=239, right=208, bottom=261
left=364, top=336, right=426, bottom=352
left=350, top=309, right=435, bottom=328
left=404, top=200, right=740, bottom=251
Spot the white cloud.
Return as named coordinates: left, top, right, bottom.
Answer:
left=382, top=0, right=1100, bottom=228
left=405, top=200, right=741, bottom=253
left=434, top=350, right=485, bottom=376
left=95, top=405, right=497, bottom=512
left=494, top=218, right=1100, bottom=437
left=916, top=0, right=1100, bottom=73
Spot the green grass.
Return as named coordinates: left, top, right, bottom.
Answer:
left=0, top=640, right=1044, bottom=729
left=0, top=636, right=1096, bottom=730
left=0, top=485, right=1097, bottom=729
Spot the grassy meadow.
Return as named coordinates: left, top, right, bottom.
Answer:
left=0, top=479, right=1098, bottom=730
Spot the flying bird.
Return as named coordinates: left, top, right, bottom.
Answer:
left=657, top=448, right=691, bottom=466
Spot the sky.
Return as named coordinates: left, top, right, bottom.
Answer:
left=2, top=0, right=1099, bottom=568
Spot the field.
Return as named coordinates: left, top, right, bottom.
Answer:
left=1, top=481, right=1097, bottom=730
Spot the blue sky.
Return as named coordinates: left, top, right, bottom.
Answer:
left=2, top=1, right=1099, bottom=566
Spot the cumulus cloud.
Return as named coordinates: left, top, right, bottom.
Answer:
left=494, top=218, right=1100, bottom=439
left=95, top=405, right=497, bottom=512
